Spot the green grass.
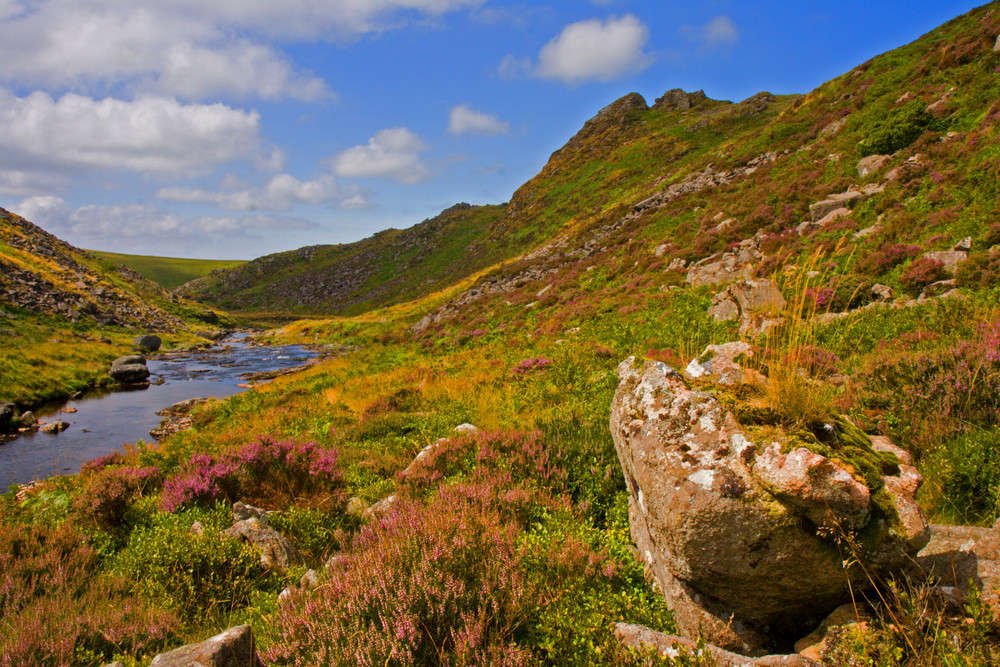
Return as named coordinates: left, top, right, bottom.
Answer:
left=89, top=250, right=246, bottom=291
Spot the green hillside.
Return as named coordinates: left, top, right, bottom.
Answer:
left=4, top=4, right=1000, bottom=665
left=89, top=250, right=245, bottom=291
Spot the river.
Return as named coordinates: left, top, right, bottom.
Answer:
left=0, top=335, right=317, bottom=493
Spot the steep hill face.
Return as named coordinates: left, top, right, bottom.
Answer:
left=177, top=202, right=513, bottom=315
left=0, top=208, right=185, bottom=331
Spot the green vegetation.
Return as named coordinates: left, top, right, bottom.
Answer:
left=88, top=250, right=246, bottom=291
left=4, top=3, right=1000, bottom=664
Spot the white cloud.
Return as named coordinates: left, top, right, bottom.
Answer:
left=534, top=14, right=651, bottom=84
left=329, top=127, right=431, bottom=185
left=151, top=42, right=332, bottom=102
left=156, top=174, right=369, bottom=211
left=0, top=0, right=482, bottom=100
left=702, top=15, right=738, bottom=47
left=13, top=197, right=318, bottom=251
left=448, top=104, right=509, bottom=136
left=497, top=54, right=532, bottom=80
left=0, top=90, right=262, bottom=175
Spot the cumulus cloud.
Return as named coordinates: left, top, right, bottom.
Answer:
left=448, top=104, right=509, bottom=136
left=156, top=174, right=370, bottom=211
left=13, top=197, right=318, bottom=252
left=684, top=15, right=739, bottom=48
left=329, top=127, right=431, bottom=185
left=0, top=0, right=482, bottom=100
left=0, top=90, right=262, bottom=175
left=534, top=14, right=651, bottom=84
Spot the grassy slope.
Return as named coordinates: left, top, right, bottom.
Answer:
left=179, top=203, right=513, bottom=315
left=3, top=4, right=1000, bottom=665
left=88, top=250, right=246, bottom=291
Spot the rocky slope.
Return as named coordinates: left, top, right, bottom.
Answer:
left=0, top=208, right=184, bottom=331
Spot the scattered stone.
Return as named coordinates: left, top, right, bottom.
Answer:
left=195, top=329, right=222, bottom=341
left=224, top=516, right=303, bottom=573
left=896, top=91, right=915, bottom=103
left=870, top=284, right=893, bottom=302
left=454, top=423, right=478, bottom=434
left=190, top=521, right=205, bottom=537
left=232, top=501, right=268, bottom=522
left=815, top=207, right=852, bottom=227
left=18, top=410, right=37, bottom=429
left=820, top=118, right=846, bottom=135
left=40, top=421, right=70, bottom=434
left=363, top=494, right=398, bottom=520
left=610, top=358, right=929, bottom=654
left=954, top=236, right=973, bottom=252
left=923, top=249, right=967, bottom=274
left=109, top=355, right=150, bottom=383
left=666, top=258, right=687, bottom=272
left=300, top=569, right=320, bottom=590
left=149, top=625, right=264, bottom=667
left=857, top=154, right=892, bottom=178
left=912, top=521, right=1000, bottom=612
left=132, top=334, right=161, bottom=352
left=995, top=35, right=1000, bottom=53
left=919, top=279, right=958, bottom=300
left=809, top=184, right=883, bottom=222
left=614, top=623, right=818, bottom=666
left=684, top=341, right=763, bottom=386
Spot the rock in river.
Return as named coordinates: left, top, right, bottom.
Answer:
left=109, top=354, right=150, bottom=383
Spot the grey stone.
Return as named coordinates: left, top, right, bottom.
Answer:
left=857, top=154, right=891, bottom=178
left=923, top=250, right=967, bottom=274
left=150, top=625, right=264, bottom=667
left=0, top=402, right=17, bottom=433
left=18, top=410, right=37, bottom=428
left=132, top=334, right=161, bottom=352
left=224, top=517, right=303, bottom=573
left=109, top=354, right=149, bottom=383
left=40, top=421, right=70, bottom=434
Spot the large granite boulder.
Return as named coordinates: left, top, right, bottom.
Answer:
left=109, top=354, right=149, bottom=383
left=609, top=358, right=928, bottom=655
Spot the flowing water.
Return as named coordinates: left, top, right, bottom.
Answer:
left=0, top=335, right=317, bottom=492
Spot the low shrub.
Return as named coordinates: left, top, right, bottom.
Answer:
left=159, top=435, right=344, bottom=512
left=113, top=505, right=279, bottom=621
left=898, top=257, right=949, bottom=295
left=854, top=243, right=922, bottom=277
left=925, top=428, right=1000, bottom=524
left=74, top=464, right=163, bottom=529
left=0, top=523, right=178, bottom=666
left=956, top=250, right=1000, bottom=289
left=858, top=100, right=938, bottom=157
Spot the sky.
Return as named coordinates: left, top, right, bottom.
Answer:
left=0, top=0, right=986, bottom=260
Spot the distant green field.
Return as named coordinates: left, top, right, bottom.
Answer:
left=88, top=250, right=246, bottom=291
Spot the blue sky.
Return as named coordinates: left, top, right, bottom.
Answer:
left=0, top=0, right=984, bottom=259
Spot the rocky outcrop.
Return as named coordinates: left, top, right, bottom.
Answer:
left=684, top=342, right=764, bottom=386
left=109, top=355, right=150, bottom=383
left=0, top=208, right=181, bottom=331
left=653, top=89, right=708, bottom=111
left=150, top=625, right=264, bottom=667
left=856, top=154, right=892, bottom=178
left=609, top=358, right=928, bottom=654
left=911, top=521, right=1000, bottom=610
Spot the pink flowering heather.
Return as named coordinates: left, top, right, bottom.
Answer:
left=75, top=464, right=163, bottom=528
left=159, top=436, right=344, bottom=512
left=511, top=357, right=553, bottom=376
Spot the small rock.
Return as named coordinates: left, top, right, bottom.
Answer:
left=919, top=279, right=958, bottom=300
left=363, top=494, right=398, bottom=520
left=18, top=410, right=37, bottom=428
left=995, top=35, right=1000, bottom=53
left=794, top=604, right=866, bottom=662
left=871, top=284, right=893, bottom=301
left=109, top=355, right=149, bottom=383
left=346, top=496, right=369, bottom=517
left=150, top=625, right=264, bottom=667
left=300, top=569, right=320, bottom=590
left=923, top=249, right=967, bottom=274
left=954, top=237, right=973, bottom=252
left=190, top=521, right=205, bottom=537
left=454, top=423, right=478, bottom=434
left=40, top=421, right=70, bottom=434
left=224, top=517, right=303, bottom=573
left=232, top=501, right=268, bottom=522
left=857, top=154, right=891, bottom=178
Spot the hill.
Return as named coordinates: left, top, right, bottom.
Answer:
left=88, top=250, right=245, bottom=291
left=4, top=3, right=1000, bottom=665
left=0, top=208, right=226, bottom=404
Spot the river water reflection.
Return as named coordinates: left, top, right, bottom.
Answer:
left=0, top=336, right=317, bottom=493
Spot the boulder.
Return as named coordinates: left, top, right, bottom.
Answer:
left=809, top=184, right=883, bottom=222
left=132, top=334, right=161, bottom=352
left=109, top=355, right=150, bottom=383
left=18, top=410, right=37, bottom=428
left=923, top=249, right=967, bottom=274
left=609, top=358, right=928, bottom=654
left=856, top=154, right=892, bottom=178
left=150, top=625, right=264, bottom=667
left=911, top=521, right=1000, bottom=610
left=0, top=402, right=17, bottom=433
